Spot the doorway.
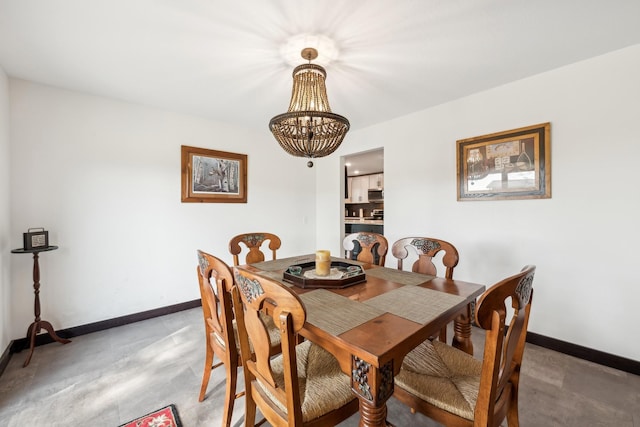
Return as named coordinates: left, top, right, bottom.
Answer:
left=342, top=148, right=385, bottom=254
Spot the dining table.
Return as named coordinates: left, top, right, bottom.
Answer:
left=235, top=254, right=486, bottom=427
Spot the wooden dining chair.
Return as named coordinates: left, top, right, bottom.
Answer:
left=342, top=231, right=388, bottom=266
left=229, top=232, right=282, bottom=266
left=392, top=237, right=460, bottom=342
left=197, top=250, right=283, bottom=426
left=196, top=250, right=242, bottom=427
left=231, top=268, right=360, bottom=427
left=393, top=265, right=536, bottom=427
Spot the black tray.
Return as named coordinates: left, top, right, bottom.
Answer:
left=283, top=261, right=366, bottom=289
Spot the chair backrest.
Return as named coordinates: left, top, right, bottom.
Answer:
left=474, top=265, right=535, bottom=426
left=229, top=232, right=282, bottom=266
left=391, top=237, right=459, bottom=279
left=342, top=232, right=388, bottom=266
left=231, top=268, right=307, bottom=425
left=196, top=250, right=237, bottom=360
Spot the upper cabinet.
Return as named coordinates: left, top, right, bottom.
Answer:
left=350, top=176, right=369, bottom=203
left=369, top=173, right=384, bottom=190
left=346, top=173, right=384, bottom=203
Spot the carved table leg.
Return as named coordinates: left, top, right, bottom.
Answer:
left=452, top=302, right=474, bottom=355
left=22, top=252, right=71, bottom=367
left=359, top=400, right=389, bottom=427
left=352, top=357, right=395, bottom=427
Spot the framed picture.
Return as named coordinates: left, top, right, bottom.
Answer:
left=456, top=123, right=551, bottom=201
left=181, top=145, right=247, bottom=203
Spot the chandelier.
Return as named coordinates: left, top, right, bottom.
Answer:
left=269, top=47, right=350, bottom=168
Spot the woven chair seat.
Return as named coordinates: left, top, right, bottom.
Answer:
left=214, top=315, right=281, bottom=351
left=395, top=339, right=482, bottom=420
left=257, top=340, right=356, bottom=422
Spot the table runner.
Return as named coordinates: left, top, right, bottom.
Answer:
left=363, top=286, right=465, bottom=324
left=299, top=289, right=384, bottom=336
left=255, top=270, right=293, bottom=287
left=364, top=267, right=435, bottom=286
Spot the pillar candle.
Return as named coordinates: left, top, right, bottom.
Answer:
left=315, top=250, right=331, bottom=276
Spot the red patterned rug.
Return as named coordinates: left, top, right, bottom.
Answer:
left=119, top=404, right=182, bottom=427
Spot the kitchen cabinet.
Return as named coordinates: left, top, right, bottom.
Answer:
left=350, top=176, right=370, bottom=203
left=346, top=177, right=353, bottom=202
left=346, top=173, right=384, bottom=203
left=369, top=173, right=384, bottom=190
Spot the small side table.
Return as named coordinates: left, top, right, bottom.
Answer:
left=11, top=245, right=71, bottom=367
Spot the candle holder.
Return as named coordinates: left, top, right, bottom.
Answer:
left=282, top=261, right=366, bottom=289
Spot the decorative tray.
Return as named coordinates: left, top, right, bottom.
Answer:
left=283, top=261, right=366, bottom=289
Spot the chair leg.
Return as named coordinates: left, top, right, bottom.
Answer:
left=199, top=347, right=214, bottom=402
left=244, top=386, right=257, bottom=427
left=506, top=385, right=520, bottom=426
left=222, top=362, right=238, bottom=427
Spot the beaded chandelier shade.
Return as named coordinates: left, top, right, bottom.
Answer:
left=269, top=48, right=350, bottom=167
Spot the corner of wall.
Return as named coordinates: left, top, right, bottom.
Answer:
left=0, top=66, right=12, bottom=353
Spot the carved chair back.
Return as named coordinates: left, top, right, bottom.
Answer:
left=391, top=237, right=459, bottom=279
left=342, top=232, right=388, bottom=266
left=229, top=232, right=282, bottom=266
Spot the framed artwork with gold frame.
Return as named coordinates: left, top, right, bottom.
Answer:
left=456, top=123, right=551, bottom=201
left=181, top=145, right=247, bottom=203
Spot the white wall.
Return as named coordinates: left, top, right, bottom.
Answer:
left=320, top=44, right=640, bottom=361
left=8, top=80, right=317, bottom=339
left=7, top=45, right=640, bottom=362
left=0, top=66, right=10, bottom=353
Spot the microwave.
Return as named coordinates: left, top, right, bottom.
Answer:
left=368, top=189, right=384, bottom=201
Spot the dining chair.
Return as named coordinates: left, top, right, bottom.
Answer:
left=231, top=268, right=360, bottom=427
left=229, top=232, right=282, bottom=266
left=393, top=265, right=536, bottom=427
left=392, top=237, right=460, bottom=342
left=196, top=250, right=242, bottom=427
left=342, top=231, right=388, bottom=266
left=197, top=250, right=283, bottom=427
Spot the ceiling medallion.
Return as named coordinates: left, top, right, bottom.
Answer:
left=269, top=47, right=350, bottom=168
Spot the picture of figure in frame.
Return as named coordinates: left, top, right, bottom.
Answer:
left=192, top=155, right=240, bottom=194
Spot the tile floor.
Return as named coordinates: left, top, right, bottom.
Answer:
left=0, top=308, right=638, bottom=426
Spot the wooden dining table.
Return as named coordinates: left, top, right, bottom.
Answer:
left=235, top=254, right=486, bottom=427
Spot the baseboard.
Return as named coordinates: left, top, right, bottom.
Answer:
left=0, top=341, right=12, bottom=376
left=526, top=332, right=639, bottom=376
left=9, top=299, right=202, bottom=354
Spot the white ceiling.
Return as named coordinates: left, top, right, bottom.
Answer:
left=1, top=0, right=640, bottom=137
left=345, top=149, right=384, bottom=177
